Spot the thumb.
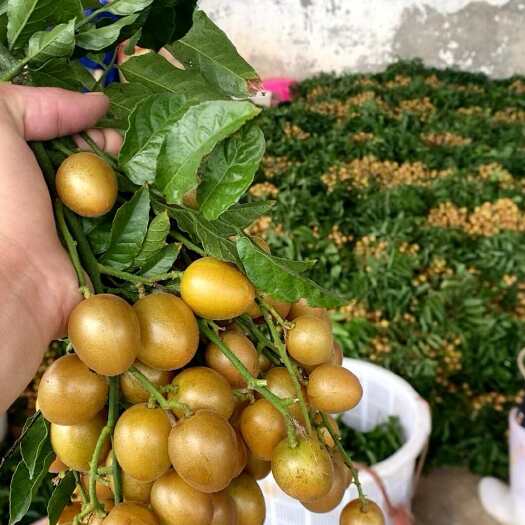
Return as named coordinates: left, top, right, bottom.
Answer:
left=0, top=84, right=109, bottom=140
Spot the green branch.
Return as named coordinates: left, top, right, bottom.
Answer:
left=97, top=263, right=182, bottom=286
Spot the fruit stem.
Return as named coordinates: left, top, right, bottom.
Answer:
left=170, top=231, right=206, bottom=256
left=54, top=200, right=90, bottom=297
left=97, top=263, right=182, bottom=285
left=109, top=449, right=122, bottom=504
left=200, top=320, right=298, bottom=448
left=127, top=366, right=192, bottom=416
left=236, top=316, right=279, bottom=354
left=63, top=208, right=104, bottom=293
left=319, top=412, right=367, bottom=508
left=260, top=303, right=313, bottom=435
left=79, top=132, right=119, bottom=169
left=73, top=471, right=88, bottom=505
left=87, top=377, right=120, bottom=514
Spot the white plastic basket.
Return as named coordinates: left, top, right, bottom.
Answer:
left=260, top=357, right=432, bottom=525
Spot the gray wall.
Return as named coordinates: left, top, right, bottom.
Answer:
left=200, top=0, right=525, bottom=79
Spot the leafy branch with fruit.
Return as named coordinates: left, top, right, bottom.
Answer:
left=0, top=1, right=385, bottom=524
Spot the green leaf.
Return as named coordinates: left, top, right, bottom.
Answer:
left=30, top=58, right=95, bottom=90
left=124, top=27, right=142, bottom=54
left=101, top=187, right=150, bottom=270
left=101, top=82, right=155, bottom=128
left=101, top=0, right=153, bottom=15
left=133, top=210, right=170, bottom=268
left=119, top=93, right=206, bottom=185
left=77, top=13, right=139, bottom=51
left=139, top=0, right=196, bottom=51
left=47, top=471, right=76, bottom=525
left=26, top=19, right=75, bottom=66
left=141, top=243, right=181, bottom=277
left=168, top=206, right=238, bottom=263
left=7, top=0, right=82, bottom=49
left=236, top=237, right=346, bottom=308
left=119, top=51, right=223, bottom=99
left=9, top=452, right=53, bottom=525
left=199, top=125, right=265, bottom=220
left=219, top=201, right=275, bottom=230
left=84, top=216, right=113, bottom=254
left=166, top=10, right=258, bottom=97
left=157, top=100, right=261, bottom=204
left=20, top=414, right=49, bottom=479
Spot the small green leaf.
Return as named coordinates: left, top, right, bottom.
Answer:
left=124, top=27, right=142, bottom=55
left=199, top=125, right=265, bottom=220
left=9, top=452, right=54, bottom=525
left=119, top=93, right=205, bottom=185
left=168, top=206, right=238, bottom=263
left=47, top=471, right=76, bottom=525
left=166, top=10, right=258, bottom=97
left=101, top=187, right=150, bottom=270
left=237, top=237, right=346, bottom=308
left=133, top=211, right=170, bottom=268
left=77, top=13, right=139, bottom=51
left=84, top=215, right=113, bottom=254
left=26, top=19, right=75, bottom=66
left=119, top=51, right=223, bottom=99
left=20, top=414, right=49, bottom=479
left=102, top=0, right=153, bottom=15
left=157, top=100, right=261, bottom=204
left=141, top=243, right=181, bottom=278
left=7, top=0, right=82, bottom=49
left=30, top=58, right=95, bottom=90
left=219, top=201, right=275, bottom=230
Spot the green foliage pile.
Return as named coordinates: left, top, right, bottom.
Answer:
left=253, top=60, right=525, bottom=478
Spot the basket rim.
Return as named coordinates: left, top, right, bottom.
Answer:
left=343, top=357, right=432, bottom=479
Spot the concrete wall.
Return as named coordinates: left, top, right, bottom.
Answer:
left=199, top=0, right=525, bottom=79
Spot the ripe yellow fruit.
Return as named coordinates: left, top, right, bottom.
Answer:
left=120, top=361, right=173, bottom=405
left=134, top=293, right=199, bottom=371
left=227, top=473, right=266, bottom=525
left=339, top=499, right=386, bottom=525
left=56, top=152, right=117, bottom=217
left=114, top=404, right=171, bottom=482
left=37, top=354, right=108, bottom=425
left=288, top=298, right=329, bottom=321
left=181, top=257, right=255, bottom=320
left=102, top=502, right=159, bottom=525
left=51, top=412, right=109, bottom=472
left=68, top=294, right=140, bottom=376
left=286, top=314, right=333, bottom=366
left=151, top=470, right=213, bottom=525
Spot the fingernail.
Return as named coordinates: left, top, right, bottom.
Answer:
left=84, top=91, right=106, bottom=96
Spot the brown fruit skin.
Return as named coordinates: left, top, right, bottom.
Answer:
left=169, top=367, right=235, bottom=419
left=205, top=331, right=259, bottom=388
left=288, top=298, right=329, bottom=321
left=245, top=453, right=271, bottom=480
left=314, top=413, right=341, bottom=448
left=240, top=399, right=286, bottom=461
left=114, top=404, right=171, bottom=482
left=81, top=473, right=114, bottom=501
left=106, top=451, right=153, bottom=504
left=258, top=353, right=272, bottom=373
left=211, top=490, right=238, bottom=525
left=56, top=152, right=117, bottom=218
left=102, top=502, right=159, bottom=525
left=168, top=410, right=237, bottom=493
left=286, top=315, right=333, bottom=367
left=49, top=456, right=68, bottom=474
left=271, top=436, right=334, bottom=501
left=51, top=413, right=109, bottom=472
left=246, top=293, right=291, bottom=320
left=228, top=473, right=266, bottom=525
left=38, top=354, right=108, bottom=425
left=57, top=503, right=82, bottom=525
left=68, top=294, right=140, bottom=376
left=181, top=257, right=255, bottom=320
left=151, top=470, right=213, bottom=525
left=302, top=453, right=347, bottom=512
left=134, top=293, right=199, bottom=371
left=332, top=342, right=344, bottom=366
left=340, top=499, right=385, bottom=525
left=232, top=430, right=248, bottom=478
left=307, top=364, right=363, bottom=413
left=120, top=361, right=173, bottom=405
left=265, top=367, right=306, bottom=423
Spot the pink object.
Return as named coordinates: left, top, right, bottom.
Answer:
left=262, top=78, right=296, bottom=103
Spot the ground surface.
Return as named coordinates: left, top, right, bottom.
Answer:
left=414, top=468, right=500, bottom=525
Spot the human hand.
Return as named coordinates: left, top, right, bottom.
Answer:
left=0, top=84, right=119, bottom=412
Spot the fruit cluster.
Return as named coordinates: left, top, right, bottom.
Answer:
left=38, top=153, right=386, bottom=525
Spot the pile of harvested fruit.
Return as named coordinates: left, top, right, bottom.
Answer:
left=0, top=2, right=385, bottom=524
